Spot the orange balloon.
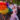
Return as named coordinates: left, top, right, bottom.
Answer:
left=0, top=2, right=6, bottom=10
left=2, top=5, right=6, bottom=10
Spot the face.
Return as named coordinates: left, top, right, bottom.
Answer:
left=9, top=0, right=13, bottom=4
left=6, top=0, right=7, bottom=1
left=10, top=0, right=13, bottom=2
left=12, top=6, right=15, bottom=10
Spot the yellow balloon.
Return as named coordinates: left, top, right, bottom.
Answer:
left=0, top=8, right=9, bottom=15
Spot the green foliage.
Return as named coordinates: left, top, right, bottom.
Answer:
left=0, top=0, right=20, bottom=5
left=13, top=0, right=17, bottom=4
left=13, top=0, right=20, bottom=5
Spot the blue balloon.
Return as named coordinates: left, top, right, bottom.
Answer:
left=6, top=2, right=8, bottom=8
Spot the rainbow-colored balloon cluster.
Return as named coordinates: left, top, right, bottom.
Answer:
left=0, top=1, right=12, bottom=15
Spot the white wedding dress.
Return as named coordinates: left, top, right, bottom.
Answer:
left=10, top=4, right=19, bottom=20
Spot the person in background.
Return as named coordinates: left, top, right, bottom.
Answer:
left=0, top=13, right=3, bottom=20
left=2, top=16, right=5, bottom=20
left=0, top=13, right=2, bottom=20
left=8, top=0, right=13, bottom=13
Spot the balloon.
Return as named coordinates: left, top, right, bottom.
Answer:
left=0, top=1, right=8, bottom=14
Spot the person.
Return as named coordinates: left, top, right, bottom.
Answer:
left=10, top=4, right=19, bottom=20
left=0, top=13, right=2, bottom=20
left=2, top=16, right=6, bottom=20
left=0, top=13, right=3, bottom=20
left=17, top=6, right=20, bottom=20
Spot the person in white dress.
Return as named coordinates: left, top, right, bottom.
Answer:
left=10, top=4, right=19, bottom=20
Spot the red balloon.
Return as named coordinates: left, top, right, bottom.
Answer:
left=0, top=2, right=7, bottom=10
